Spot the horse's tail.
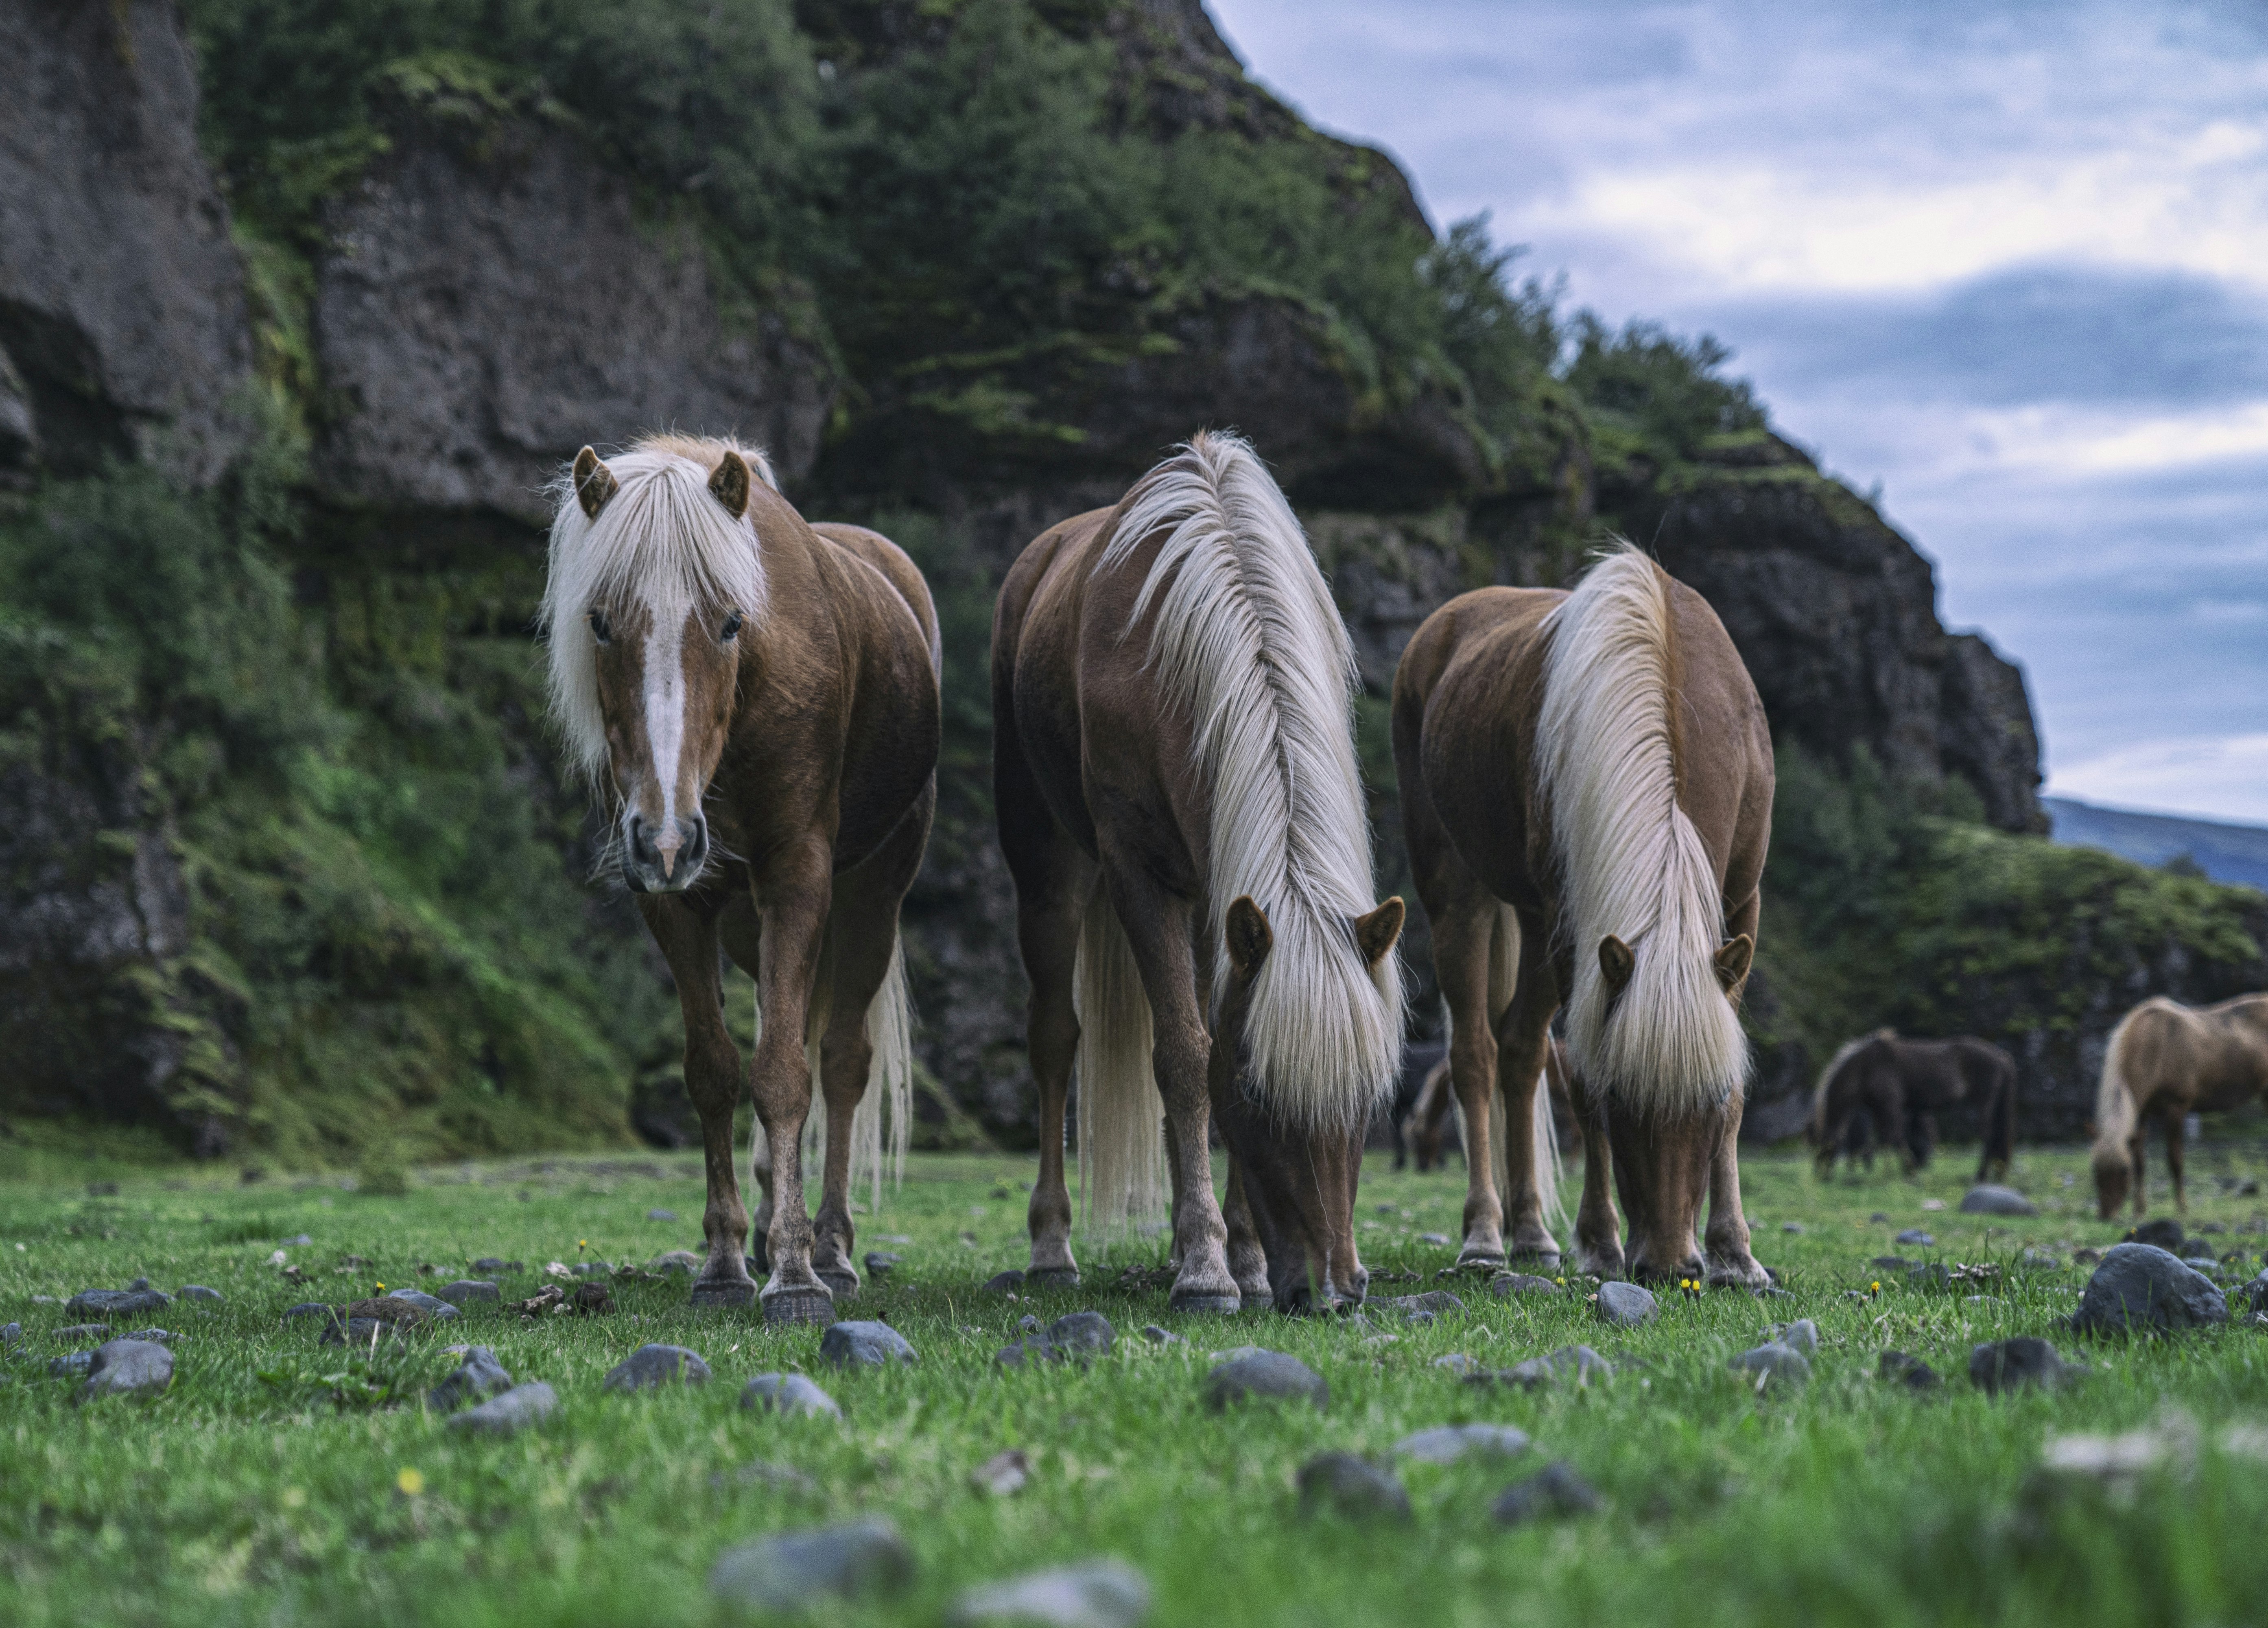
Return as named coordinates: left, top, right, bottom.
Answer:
left=790, top=934, right=914, bottom=1214
left=1976, top=1045, right=2018, bottom=1182
left=2091, top=1004, right=2153, bottom=1171
left=1106, top=431, right=1402, bottom=1129
left=1074, top=882, right=1167, bottom=1233
left=1536, top=544, right=1746, bottom=1114
left=1531, top=1060, right=1567, bottom=1239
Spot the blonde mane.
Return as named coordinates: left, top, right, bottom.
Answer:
left=1100, top=431, right=1403, bottom=1127
left=540, top=435, right=776, bottom=783
left=1537, top=543, right=1748, bottom=1114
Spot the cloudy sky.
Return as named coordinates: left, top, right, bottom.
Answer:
left=1210, top=0, right=2268, bottom=823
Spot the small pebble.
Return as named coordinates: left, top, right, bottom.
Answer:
left=708, top=1519, right=915, bottom=1610
left=384, top=1289, right=461, bottom=1320
left=819, top=1321, right=919, bottom=1368
left=1879, top=1350, right=1941, bottom=1390
left=436, top=1280, right=501, bottom=1308
left=647, top=1208, right=678, bottom=1222
left=1764, top=1319, right=1820, bottom=1357
left=48, top=1352, right=94, bottom=1378
left=1895, top=1230, right=1935, bottom=1247
left=1139, top=1325, right=1184, bottom=1346
left=1417, top=1232, right=1453, bottom=1247
left=743, top=1373, right=842, bottom=1419
left=1728, top=1342, right=1811, bottom=1387
left=1297, top=1453, right=1411, bottom=1522
left=1491, top=1461, right=1602, bottom=1524
left=863, top=1251, right=902, bottom=1277
left=1433, top=1353, right=1480, bottom=1376
left=1970, top=1337, right=2085, bottom=1396
left=1781, top=1221, right=1805, bottom=1234
left=427, top=1348, right=513, bottom=1412
left=54, top=1324, right=110, bottom=1343
left=1960, top=1184, right=2037, bottom=1217
left=1394, top=1423, right=1531, bottom=1464
left=1594, top=1281, right=1656, bottom=1328
left=282, top=1301, right=332, bottom=1323
left=80, top=1339, right=171, bottom=1400
left=1489, top=1273, right=1559, bottom=1296
left=970, top=1449, right=1030, bottom=1496
left=470, top=1258, right=520, bottom=1274
left=1205, top=1350, right=1326, bottom=1411
left=1372, top=1291, right=1464, bottom=1323
left=603, top=1344, right=712, bottom=1392
left=448, top=1381, right=559, bottom=1435
left=176, top=1286, right=224, bottom=1304
left=948, top=1560, right=1150, bottom=1628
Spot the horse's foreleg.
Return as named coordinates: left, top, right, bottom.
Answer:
left=1704, top=1086, right=1767, bottom=1288
left=1222, top=1153, right=1270, bottom=1302
left=1494, top=918, right=1564, bottom=1267
left=748, top=841, right=836, bottom=1325
left=1427, top=896, right=1509, bottom=1266
left=643, top=896, right=756, bottom=1308
left=1565, top=1068, right=1624, bottom=1280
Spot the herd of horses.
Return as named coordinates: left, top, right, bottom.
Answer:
left=540, top=429, right=2268, bottom=1323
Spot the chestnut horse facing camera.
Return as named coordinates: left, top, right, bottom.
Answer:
left=542, top=435, right=940, bottom=1326
left=2091, top=993, right=2268, bottom=1219
left=994, top=431, right=1405, bottom=1313
left=1394, top=545, right=1773, bottom=1286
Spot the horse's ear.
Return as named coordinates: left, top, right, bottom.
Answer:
left=573, top=447, right=617, bottom=519
left=1226, top=896, right=1274, bottom=982
left=1598, top=936, right=1635, bottom=996
left=1714, top=934, right=1755, bottom=995
left=1352, top=897, right=1405, bottom=969
left=709, top=450, right=753, bottom=519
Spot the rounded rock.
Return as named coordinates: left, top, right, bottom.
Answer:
left=819, top=1320, right=918, bottom=1369
left=2071, top=1243, right=2227, bottom=1337
left=447, top=1381, right=558, bottom=1435
left=742, top=1372, right=842, bottom=1419
left=1393, top=1423, right=1531, bottom=1464
left=1594, top=1281, right=1656, bottom=1328
left=1960, top=1184, right=2037, bottom=1217
left=708, top=1518, right=914, bottom=1610
left=427, top=1347, right=513, bottom=1412
left=1204, top=1350, right=1326, bottom=1411
left=80, top=1339, right=171, bottom=1400
left=603, top=1343, right=712, bottom=1392
left=1297, top=1452, right=1411, bottom=1522
left=948, top=1559, right=1150, bottom=1628
left=1728, top=1342, right=1810, bottom=1386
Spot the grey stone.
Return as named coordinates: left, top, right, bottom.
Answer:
left=742, top=1373, right=841, bottom=1419
left=1970, top=1338, right=2084, bottom=1395
left=176, top=1286, right=223, bottom=1304
left=1205, top=1350, right=1327, bottom=1411
left=2018, top=1250, right=2064, bottom=1272
left=447, top=1381, right=558, bottom=1435
left=819, top=1321, right=918, bottom=1369
left=1894, top=1230, right=1935, bottom=1247
left=321, top=1317, right=406, bottom=1348
left=54, top=1324, right=110, bottom=1343
left=471, top=1258, right=519, bottom=1274
left=2071, top=1244, right=2228, bottom=1337
left=650, top=1251, right=702, bottom=1276
left=116, top=1328, right=174, bottom=1344
left=646, top=1208, right=677, bottom=1222
left=427, top=1348, right=513, bottom=1412
left=2073, top=1248, right=2103, bottom=1266
left=863, top=1251, right=902, bottom=1277
left=1879, top=1350, right=1941, bottom=1390
left=1781, top=1221, right=1806, bottom=1234
left=1393, top=1423, right=1532, bottom=1464
left=80, top=1339, right=171, bottom=1399
left=1729, top=1343, right=1811, bottom=1386
left=48, top=1352, right=93, bottom=1378
left=436, top=1280, right=500, bottom=1308
left=1297, top=1453, right=1411, bottom=1522
left=949, top=1560, right=1151, bottom=1628
left=282, top=1302, right=332, bottom=1324
left=384, top=1289, right=461, bottom=1320
left=1764, top=1319, right=1820, bottom=1357
left=708, top=1518, right=914, bottom=1610
left=1139, top=1325, right=1185, bottom=1346
left=985, top=1271, right=1027, bottom=1293
left=1907, top=1263, right=1953, bottom=1290
left=0, top=1321, right=17, bottom=1349
left=2179, top=1236, right=2219, bottom=1262
left=312, top=117, right=832, bottom=525
left=2126, top=1218, right=2184, bottom=1250
left=1374, top=1291, right=1464, bottom=1323
left=1046, top=1312, right=1116, bottom=1357
left=1417, top=1232, right=1453, bottom=1247
left=604, top=1344, right=712, bottom=1392
left=2244, top=1270, right=2268, bottom=1316
left=970, top=1449, right=1030, bottom=1497
left=1960, top=1184, right=2037, bottom=1216
left=66, top=1287, right=170, bottom=1318
left=1595, top=1281, right=1657, bottom=1328
left=280, top=1234, right=313, bottom=1247
left=1433, top=1353, right=1480, bottom=1375
left=1490, top=1273, right=1560, bottom=1296
left=1491, top=1461, right=1604, bottom=1524
left=1495, top=1344, right=1612, bottom=1391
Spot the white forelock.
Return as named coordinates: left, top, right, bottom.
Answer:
left=540, top=439, right=772, bottom=784
left=1103, top=431, right=1403, bottom=1128
left=1537, top=543, right=1748, bottom=1114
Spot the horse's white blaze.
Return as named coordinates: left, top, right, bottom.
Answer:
left=641, top=607, right=688, bottom=844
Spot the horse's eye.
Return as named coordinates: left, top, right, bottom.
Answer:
left=720, top=610, right=744, bottom=642
left=588, top=609, right=611, bottom=645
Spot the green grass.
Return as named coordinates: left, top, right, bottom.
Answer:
left=4, top=1145, right=2267, bottom=1626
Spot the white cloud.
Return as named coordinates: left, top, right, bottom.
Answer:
left=2048, top=734, right=2268, bottom=825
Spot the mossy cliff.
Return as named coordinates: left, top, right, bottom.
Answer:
left=1, top=0, right=2255, bottom=1163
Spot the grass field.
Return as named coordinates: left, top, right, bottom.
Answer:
left=5, top=1142, right=2267, bottom=1627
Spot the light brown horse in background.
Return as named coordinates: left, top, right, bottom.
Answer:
left=1394, top=545, right=1773, bottom=1285
left=993, top=431, right=1405, bottom=1313
left=2091, top=993, right=2268, bottom=1218
left=543, top=435, right=939, bottom=1325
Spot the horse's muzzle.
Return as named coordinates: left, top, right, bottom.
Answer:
left=623, top=812, right=708, bottom=892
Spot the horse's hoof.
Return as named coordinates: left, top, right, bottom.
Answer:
left=761, top=1285, right=837, bottom=1326
left=1024, top=1266, right=1081, bottom=1290
left=1505, top=1247, right=1562, bottom=1272
left=815, top=1269, right=859, bottom=1300
left=1168, top=1291, right=1242, bottom=1315
left=688, top=1278, right=757, bottom=1309
left=1455, top=1248, right=1507, bottom=1271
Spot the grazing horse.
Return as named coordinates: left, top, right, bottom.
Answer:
left=542, top=435, right=939, bottom=1325
left=1393, top=545, right=1772, bottom=1285
left=1807, top=1031, right=2019, bottom=1182
left=993, top=431, right=1405, bottom=1313
left=2091, top=993, right=2268, bottom=1219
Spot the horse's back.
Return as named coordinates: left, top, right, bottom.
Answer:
left=811, top=522, right=940, bottom=669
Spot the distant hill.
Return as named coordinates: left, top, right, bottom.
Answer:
left=2045, top=797, right=2268, bottom=891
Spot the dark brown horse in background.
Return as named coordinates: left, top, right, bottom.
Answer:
left=543, top=435, right=939, bottom=1325
left=994, top=431, right=1405, bottom=1313
left=1403, top=1035, right=1577, bottom=1175
left=1807, top=1031, right=2018, bottom=1182
left=1394, top=545, right=1773, bottom=1285
left=2092, top=993, right=2268, bottom=1217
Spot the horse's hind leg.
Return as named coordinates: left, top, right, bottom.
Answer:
left=1421, top=891, right=1512, bottom=1266
left=744, top=840, right=841, bottom=1326
left=1493, top=916, right=1565, bottom=1267
left=999, top=781, right=1092, bottom=1289
left=2165, top=1112, right=2189, bottom=1215
left=645, top=895, right=758, bottom=1308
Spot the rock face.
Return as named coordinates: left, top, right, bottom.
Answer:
left=0, top=0, right=252, bottom=489
left=312, top=114, right=831, bottom=525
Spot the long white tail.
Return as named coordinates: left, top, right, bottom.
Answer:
left=1536, top=544, right=1747, bottom=1114
left=1074, top=885, right=1168, bottom=1232
left=1446, top=919, right=1568, bottom=1239
left=777, top=936, right=913, bottom=1213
